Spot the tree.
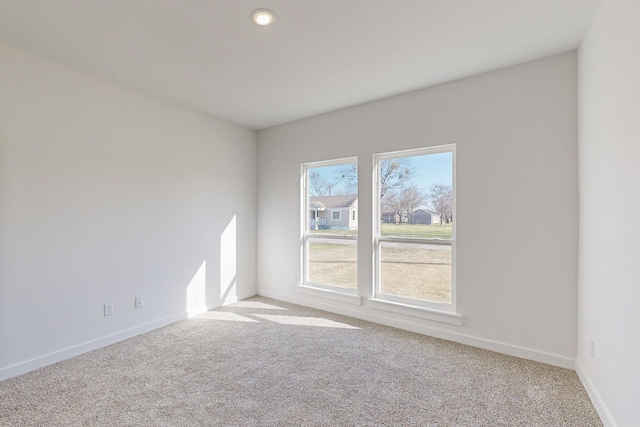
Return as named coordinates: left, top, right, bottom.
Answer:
left=382, top=190, right=405, bottom=224
left=309, top=171, right=335, bottom=196
left=427, top=184, right=453, bottom=224
left=337, top=159, right=414, bottom=198
left=379, top=159, right=414, bottom=198
left=335, top=163, right=357, bottom=193
left=381, top=186, right=426, bottom=224
left=401, top=186, right=426, bottom=223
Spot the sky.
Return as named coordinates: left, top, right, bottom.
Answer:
left=309, top=152, right=452, bottom=196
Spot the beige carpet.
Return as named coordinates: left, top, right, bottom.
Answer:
left=0, top=297, right=601, bottom=426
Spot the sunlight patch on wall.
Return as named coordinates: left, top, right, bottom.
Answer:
left=186, top=260, right=207, bottom=317
left=221, top=215, right=237, bottom=301
left=252, top=314, right=360, bottom=329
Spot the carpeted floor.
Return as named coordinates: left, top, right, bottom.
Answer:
left=0, top=297, right=602, bottom=426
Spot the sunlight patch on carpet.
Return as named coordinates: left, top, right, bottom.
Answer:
left=195, top=312, right=259, bottom=322
left=231, top=301, right=288, bottom=310
left=252, top=314, right=360, bottom=329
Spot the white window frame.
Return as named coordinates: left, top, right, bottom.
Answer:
left=301, top=157, right=358, bottom=295
left=372, top=145, right=457, bottom=313
left=331, top=210, right=342, bottom=221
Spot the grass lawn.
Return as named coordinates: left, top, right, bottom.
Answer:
left=380, top=223, right=452, bottom=239
left=308, top=239, right=452, bottom=303
left=308, top=242, right=357, bottom=289
left=310, top=223, right=453, bottom=239
left=379, top=244, right=451, bottom=303
left=309, top=229, right=358, bottom=236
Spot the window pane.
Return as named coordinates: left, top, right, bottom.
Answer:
left=380, top=152, right=452, bottom=238
left=308, top=240, right=357, bottom=289
left=307, top=163, right=357, bottom=234
left=379, top=242, right=452, bottom=304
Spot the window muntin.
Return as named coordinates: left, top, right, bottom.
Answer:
left=374, top=146, right=455, bottom=309
left=303, top=158, right=358, bottom=291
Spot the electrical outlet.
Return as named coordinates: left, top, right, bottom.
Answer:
left=104, top=303, right=113, bottom=317
left=291, top=274, right=297, bottom=284
left=589, top=339, right=595, bottom=358
left=135, top=295, right=144, bottom=308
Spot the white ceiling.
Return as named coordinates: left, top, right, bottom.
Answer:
left=0, top=0, right=601, bottom=130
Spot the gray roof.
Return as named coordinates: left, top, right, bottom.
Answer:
left=413, top=208, right=438, bottom=215
left=310, top=195, right=357, bottom=210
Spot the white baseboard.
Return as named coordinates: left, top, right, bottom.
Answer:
left=575, top=361, right=616, bottom=427
left=257, top=289, right=575, bottom=369
left=0, top=312, right=184, bottom=382
left=1, top=290, right=577, bottom=386
left=187, top=305, right=210, bottom=317
left=0, top=294, right=247, bottom=382
left=221, top=295, right=239, bottom=306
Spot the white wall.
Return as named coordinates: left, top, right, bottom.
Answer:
left=257, top=53, right=579, bottom=367
left=577, top=0, right=640, bottom=425
left=0, top=42, right=257, bottom=380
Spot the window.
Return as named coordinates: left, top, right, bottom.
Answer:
left=352, top=210, right=356, bottom=221
left=302, top=158, right=358, bottom=291
left=374, top=146, right=455, bottom=310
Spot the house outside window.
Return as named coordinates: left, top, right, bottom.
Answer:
left=373, top=145, right=455, bottom=310
left=302, top=158, right=358, bottom=290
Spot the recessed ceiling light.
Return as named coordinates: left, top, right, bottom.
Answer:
left=251, top=8, right=275, bottom=26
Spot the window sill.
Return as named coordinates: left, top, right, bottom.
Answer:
left=367, top=298, right=462, bottom=325
left=298, top=284, right=362, bottom=306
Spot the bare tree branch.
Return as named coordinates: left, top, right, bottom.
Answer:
left=427, top=184, right=453, bottom=224
left=337, top=159, right=414, bottom=198
left=379, top=159, right=414, bottom=198
left=309, top=171, right=335, bottom=196
left=401, top=186, right=426, bottom=223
